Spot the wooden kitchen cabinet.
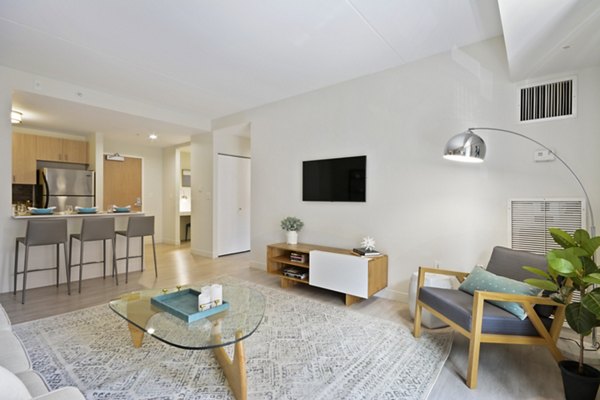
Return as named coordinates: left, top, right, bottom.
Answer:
left=62, top=139, right=88, bottom=163
left=36, top=136, right=88, bottom=164
left=12, top=133, right=37, bottom=184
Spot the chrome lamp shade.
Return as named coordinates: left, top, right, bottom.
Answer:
left=443, top=130, right=486, bottom=163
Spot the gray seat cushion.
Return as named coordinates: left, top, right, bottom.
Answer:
left=419, top=287, right=553, bottom=336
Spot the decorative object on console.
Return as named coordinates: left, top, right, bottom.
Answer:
left=281, top=216, right=304, bottom=244
left=112, top=205, right=131, bottom=213
left=361, top=236, right=376, bottom=251
left=290, top=252, right=307, bottom=263
left=282, top=266, right=308, bottom=280
left=353, top=236, right=380, bottom=256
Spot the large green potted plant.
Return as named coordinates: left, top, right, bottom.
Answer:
left=524, top=228, right=600, bottom=400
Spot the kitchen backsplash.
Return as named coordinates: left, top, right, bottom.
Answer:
left=12, top=184, right=37, bottom=205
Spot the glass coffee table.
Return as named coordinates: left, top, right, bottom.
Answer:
left=109, top=284, right=265, bottom=400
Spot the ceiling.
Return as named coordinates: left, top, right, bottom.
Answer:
left=498, top=0, right=600, bottom=81
left=1, top=1, right=599, bottom=147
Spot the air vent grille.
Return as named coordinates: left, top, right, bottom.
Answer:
left=519, top=79, right=575, bottom=122
left=510, top=199, right=584, bottom=255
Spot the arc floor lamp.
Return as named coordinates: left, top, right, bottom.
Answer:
left=443, top=126, right=598, bottom=348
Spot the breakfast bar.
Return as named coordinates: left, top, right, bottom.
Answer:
left=11, top=212, right=148, bottom=296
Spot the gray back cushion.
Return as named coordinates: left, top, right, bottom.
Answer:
left=486, top=246, right=547, bottom=281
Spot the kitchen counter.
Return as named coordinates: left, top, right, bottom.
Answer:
left=12, top=211, right=144, bottom=220
left=11, top=211, right=148, bottom=292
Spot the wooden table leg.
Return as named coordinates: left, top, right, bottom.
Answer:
left=345, top=294, right=362, bottom=306
left=128, top=323, right=145, bottom=348
left=212, top=331, right=247, bottom=400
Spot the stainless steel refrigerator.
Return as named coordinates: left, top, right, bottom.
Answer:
left=39, top=168, right=95, bottom=211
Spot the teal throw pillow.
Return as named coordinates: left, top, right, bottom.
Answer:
left=459, top=266, right=542, bottom=320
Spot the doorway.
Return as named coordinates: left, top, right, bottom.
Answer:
left=217, top=154, right=251, bottom=256
left=103, top=156, right=142, bottom=211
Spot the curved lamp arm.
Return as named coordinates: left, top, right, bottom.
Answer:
left=470, top=127, right=595, bottom=236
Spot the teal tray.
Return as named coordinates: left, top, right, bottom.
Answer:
left=30, top=208, right=54, bottom=215
left=77, top=208, right=97, bottom=214
left=151, top=288, right=229, bottom=323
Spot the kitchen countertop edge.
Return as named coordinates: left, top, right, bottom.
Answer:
left=12, top=211, right=145, bottom=220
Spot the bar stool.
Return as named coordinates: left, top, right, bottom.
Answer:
left=68, top=217, right=118, bottom=295
left=115, top=216, right=157, bottom=283
left=14, top=219, right=68, bottom=304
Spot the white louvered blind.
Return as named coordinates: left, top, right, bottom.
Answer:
left=510, top=199, right=585, bottom=255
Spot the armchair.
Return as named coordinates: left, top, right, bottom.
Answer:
left=413, top=246, right=566, bottom=389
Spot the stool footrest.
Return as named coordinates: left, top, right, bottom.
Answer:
left=15, top=266, right=59, bottom=274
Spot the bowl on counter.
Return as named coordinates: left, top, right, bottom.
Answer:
left=76, top=207, right=97, bottom=214
left=28, top=207, right=55, bottom=215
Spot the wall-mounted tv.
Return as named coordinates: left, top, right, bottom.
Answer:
left=302, top=155, right=366, bottom=202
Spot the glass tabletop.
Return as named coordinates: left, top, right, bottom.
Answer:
left=109, top=284, right=265, bottom=350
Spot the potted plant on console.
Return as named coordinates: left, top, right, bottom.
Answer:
left=524, top=228, right=600, bottom=400
left=281, top=216, right=303, bottom=245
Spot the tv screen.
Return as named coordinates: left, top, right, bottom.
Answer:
left=302, top=156, right=366, bottom=202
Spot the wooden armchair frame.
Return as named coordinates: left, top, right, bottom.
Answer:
left=413, top=266, right=566, bottom=389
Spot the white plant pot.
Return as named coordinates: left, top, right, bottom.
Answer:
left=286, top=231, right=298, bottom=245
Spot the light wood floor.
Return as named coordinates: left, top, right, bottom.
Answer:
left=0, top=242, right=403, bottom=324
left=1, top=242, right=596, bottom=399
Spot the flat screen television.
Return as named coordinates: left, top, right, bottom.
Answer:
left=302, top=156, right=366, bottom=202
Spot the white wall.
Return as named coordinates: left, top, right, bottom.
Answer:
left=180, top=151, right=191, bottom=170
left=190, top=133, right=214, bottom=257
left=213, top=37, right=600, bottom=301
left=162, top=146, right=178, bottom=244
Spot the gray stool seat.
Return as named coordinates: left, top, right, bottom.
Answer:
left=14, top=219, right=68, bottom=304
left=115, top=216, right=157, bottom=283
left=68, top=217, right=118, bottom=294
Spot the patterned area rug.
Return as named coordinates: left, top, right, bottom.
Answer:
left=13, top=279, right=452, bottom=399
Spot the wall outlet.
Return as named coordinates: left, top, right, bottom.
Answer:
left=434, top=260, right=440, bottom=269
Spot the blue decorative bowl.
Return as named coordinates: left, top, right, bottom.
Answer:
left=30, top=208, right=54, bottom=215
left=77, top=207, right=97, bottom=214
left=113, top=207, right=130, bottom=213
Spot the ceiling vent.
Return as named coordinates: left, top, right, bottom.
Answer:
left=518, top=77, right=576, bottom=123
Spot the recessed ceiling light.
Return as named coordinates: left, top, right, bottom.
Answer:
left=148, top=133, right=158, bottom=140
left=11, top=110, right=22, bottom=124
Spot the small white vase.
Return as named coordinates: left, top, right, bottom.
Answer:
left=286, top=231, right=298, bottom=245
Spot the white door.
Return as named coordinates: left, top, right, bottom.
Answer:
left=217, top=154, right=251, bottom=256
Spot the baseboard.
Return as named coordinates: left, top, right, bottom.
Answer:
left=191, top=248, right=214, bottom=258
left=250, top=261, right=266, bottom=271
left=375, top=287, right=408, bottom=303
